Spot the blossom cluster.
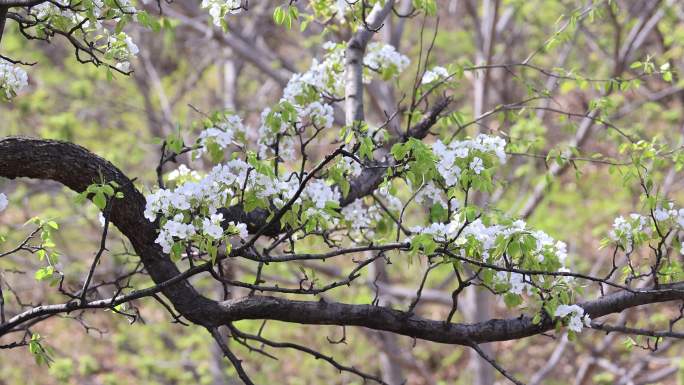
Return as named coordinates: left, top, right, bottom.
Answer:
left=432, top=135, right=507, bottom=188
left=407, top=134, right=507, bottom=208
left=283, top=41, right=409, bottom=103
left=410, top=215, right=588, bottom=330
left=415, top=182, right=448, bottom=207
left=31, top=0, right=136, bottom=19
left=334, top=0, right=350, bottom=21
left=412, top=218, right=568, bottom=264
left=154, top=40, right=413, bottom=255
left=608, top=213, right=649, bottom=250
left=168, top=164, right=201, bottom=182
left=0, top=60, right=29, bottom=100
left=195, top=114, right=246, bottom=158
left=606, top=203, right=684, bottom=254
left=283, top=42, right=344, bottom=103
left=364, top=43, right=411, bottom=78
left=28, top=0, right=139, bottom=72
left=257, top=40, right=407, bottom=163
left=109, top=33, right=140, bottom=73
left=340, top=198, right=383, bottom=241
left=421, top=66, right=450, bottom=84
left=495, top=271, right=533, bottom=296
left=554, top=304, right=591, bottom=333
left=653, top=203, right=684, bottom=227
left=201, top=0, right=242, bottom=27
left=146, top=156, right=348, bottom=253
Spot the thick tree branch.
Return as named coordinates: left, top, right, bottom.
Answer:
left=216, top=283, right=684, bottom=346
left=0, top=137, right=220, bottom=326
left=3, top=137, right=683, bottom=349
left=0, top=0, right=45, bottom=6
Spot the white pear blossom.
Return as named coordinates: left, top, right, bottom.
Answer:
left=113, top=0, right=137, bottom=13
left=0, top=60, right=28, bottom=99
left=496, top=271, right=533, bottom=295
left=554, top=304, right=591, bottom=333
left=339, top=156, right=363, bottom=178
left=124, top=35, right=139, bottom=56
left=282, top=44, right=346, bottom=101
left=304, top=179, right=340, bottom=209
left=30, top=0, right=79, bottom=20
left=202, top=213, right=225, bottom=240
left=299, top=101, right=334, bottom=129
left=168, top=165, right=201, bottom=182
left=115, top=61, right=131, bottom=73
left=283, top=41, right=408, bottom=102
left=335, top=0, right=348, bottom=21
left=364, top=43, right=410, bottom=77
left=202, top=0, right=242, bottom=26
left=410, top=215, right=569, bottom=274
left=421, top=66, right=450, bottom=84
left=469, top=157, right=484, bottom=174
left=228, top=221, right=249, bottom=240
left=342, top=199, right=381, bottom=230
left=458, top=219, right=501, bottom=253
left=433, top=140, right=462, bottom=186
left=653, top=204, right=676, bottom=222
left=377, top=186, right=402, bottom=212
left=608, top=213, right=648, bottom=249
left=432, top=135, right=506, bottom=187
left=473, top=134, right=507, bottom=164
left=415, top=182, right=446, bottom=207
left=107, top=33, right=139, bottom=70
left=677, top=209, right=684, bottom=228
left=410, top=219, right=454, bottom=243
left=257, top=107, right=298, bottom=161
left=156, top=214, right=197, bottom=253
left=196, top=114, right=245, bottom=158
left=146, top=151, right=349, bottom=251
left=27, top=0, right=138, bottom=75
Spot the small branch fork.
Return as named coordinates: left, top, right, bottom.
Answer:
left=227, top=323, right=389, bottom=385
left=209, top=327, right=256, bottom=385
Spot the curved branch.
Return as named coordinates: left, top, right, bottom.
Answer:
left=0, top=137, right=220, bottom=326
left=219, top=283, right=684, bottom=345
left=0, top=0, right=46, bottom=6
left=3, top=136, right=684, bottom=348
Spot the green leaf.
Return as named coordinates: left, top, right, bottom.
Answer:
left=273, top=6, right=285, bottom=24
left=207, top=140, right=224, bottom=163
left=102, top=184, right=115, bottom=196
left=35, top=266, right=55, bottom=281
left=391, top=142, right=410, bottom=160
left=430, top=203, right=448, bottom=223
left=464, top=206, right=478, bottom=222
left=93, top=192, right=107, bottom=210
left=360, top=137, right=374, bottom=160
left=532, top=313, right=542, bottom=325
left=503, top=293, right=523, bottom=308
left=410, top=233, right=438, bottom=255
left=171, top=242, right=183, bottom=262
